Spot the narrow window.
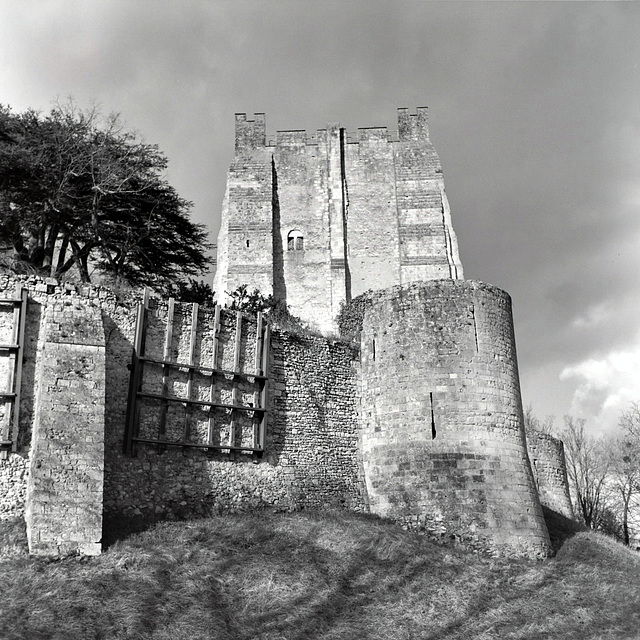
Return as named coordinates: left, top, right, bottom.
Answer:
left=287, top=229, right=304, bottom=251
left=430, top=392, right=437, bottom=439
left=246, top=239, right=250, bottom=248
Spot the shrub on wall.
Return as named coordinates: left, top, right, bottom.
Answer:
left=227, top=285, right=306, bottom=334
left=336, top=291, right=373, bottom=343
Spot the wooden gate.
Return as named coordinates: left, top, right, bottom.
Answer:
left=124, top=290, right=270, bottom=458
left=0, top=286, right=27, bottom=460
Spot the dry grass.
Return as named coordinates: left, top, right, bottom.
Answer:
left=0, top=511, right=639, bottom=639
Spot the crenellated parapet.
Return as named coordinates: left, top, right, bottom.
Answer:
left=234, top=112, right=266, bottom=151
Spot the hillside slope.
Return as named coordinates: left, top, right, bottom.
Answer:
left=0, top=511, right=639, bottom=639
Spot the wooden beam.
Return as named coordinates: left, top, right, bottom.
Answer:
left=258, top=323, right=270, bottom=451
left=0, top=286, right=26, bottom=459
left=132, top=436, right=263, bottom=453
left=137, top=390, right=265, bottom=412
left=207, top=304, right=221, bottom=446
left=183, top=303, right=199, bottom=452
left=253, top=313, right=263, bottom=449
left=11, top=287, right=27, bottom=453
left=137, top=356, right=267, bottom=380
left=157, top=297, right=175, bottom=450
left=229, top=311, right=242, bottom=452
left=124, top=287, right=150, bottom=454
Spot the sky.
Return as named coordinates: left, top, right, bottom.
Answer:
left=1, top=0, right=640, bottom=436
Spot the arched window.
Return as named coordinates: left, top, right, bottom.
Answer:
left=287, top=229, right=304, bottom=251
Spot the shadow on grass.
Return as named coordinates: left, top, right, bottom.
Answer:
left=542, top=506, right=584, bottom=554
left=102, top=512, right=185, bottom=549
left=0, top=516, right=28, bottom=558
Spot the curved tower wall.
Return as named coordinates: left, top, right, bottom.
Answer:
left=359, top=280, right=551, bottom=558
left=525, top=429, right=574, bottom=519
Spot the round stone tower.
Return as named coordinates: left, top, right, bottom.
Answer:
left=358, top=280, right=551, bottom=558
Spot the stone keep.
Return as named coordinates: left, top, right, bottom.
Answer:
left=214, top=108, right=464, bottom=333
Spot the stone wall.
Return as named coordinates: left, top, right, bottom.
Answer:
left=0, top=273, right=569, bottom=559
left=0, top=274, right=366, bottom=551
left=525, top=428, right=574, bottom=519
left=358, top=280, right=551, bottom=558
left=25, top=299, right=105, bottom=556
left=214, top=108, right=464, bottom=333
left=103, top=300, right=365, bottom=523
left=0, top=274, right=141, bottom=530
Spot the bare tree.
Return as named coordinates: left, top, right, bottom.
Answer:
left=608, top=402, right=640, bottom=545
left=560, top=416, right=610, bottom=529
left=523, top=404, right=555, bottom=435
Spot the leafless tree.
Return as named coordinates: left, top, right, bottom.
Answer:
left=560, top=416, right=610, bottom=529
left=608, top=402, right=640, bottom=545
left=523, top=404, right=555, bottom=435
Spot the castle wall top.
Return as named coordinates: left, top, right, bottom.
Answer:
left=235, top=113, right=266, bottom=151
left=234, top=108, right=432, bottom=150
left=397, top=106, right=430, bottom=141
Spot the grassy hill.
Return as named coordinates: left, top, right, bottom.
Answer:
left=0, top=511, right=639, bottom=639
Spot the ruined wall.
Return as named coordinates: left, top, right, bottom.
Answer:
left=214, top=108, right=464, bottom=333
left=104, top=301, right=365, bottom=523
left=1, top=273, right=567, bottom=560
left=0, top=287, right=28, bottom=519
left=525, top=428, right=574, bottom=519
left=0, top=274, right=365, bottom=552
left=358, top=280, right=551, bottom=558
left=25, top=299, right=105, bottom=556
left=0, top=274, right=141, bottom=526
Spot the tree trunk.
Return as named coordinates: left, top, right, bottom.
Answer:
left=42, top=224, right=60, bottom=275
left=54, top=235, right=69, bottom=277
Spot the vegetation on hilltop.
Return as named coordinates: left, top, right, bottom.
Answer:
left=0, top=511, right=639, bottom=639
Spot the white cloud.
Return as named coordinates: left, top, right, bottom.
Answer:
left=560, top=337, right=640, bottom=434
left=570, top=303, right=610, bottom=330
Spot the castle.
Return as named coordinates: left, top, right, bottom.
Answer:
left=0, top=109, right=573, bottom=559
left=214, top=108, right=463, bottom=332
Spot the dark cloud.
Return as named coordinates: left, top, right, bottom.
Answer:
left=2, top=0, right=640, bottom=431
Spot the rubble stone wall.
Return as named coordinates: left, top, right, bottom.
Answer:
left=525, top=428, right=574, bottom=519
left=103, top=299, right=365, bottom=523
left=0, top=273, right=568, bottom=559
left=0, top=275, right=365, bottom=551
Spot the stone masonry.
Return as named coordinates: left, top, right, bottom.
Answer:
left=0, top=273, right=569, bottom=558
left=0, top=109, right=572, bottom=559
left=214, top=108, right=464, bottom=333
left=25, top=298, right=105, bottom=556
left=525, top=428, right=574, bottom=519
left=358, top=280, right=551, bottom=558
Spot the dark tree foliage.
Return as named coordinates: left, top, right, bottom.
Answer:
left=169, top=278, right=216, bottom=307
left=227, top=285, right=305, bottom=333
left=0, top=102, right=211, bottom=290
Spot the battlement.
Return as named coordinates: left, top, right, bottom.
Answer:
left=235, top=109, right=430, bottom=150
left=235, top=113, right=266, bottom=151
left=218, top=108, right=464, bottom=332
left=398, top=106, right=430, bottom=141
